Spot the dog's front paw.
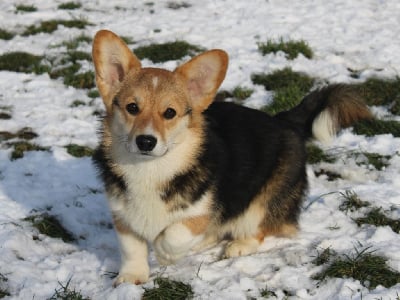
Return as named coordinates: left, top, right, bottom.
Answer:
left=154, top=222, right=204, bottom=265
left=113, top=262, right=150, bottom=287
left=113, top=271, right=149, bottom=287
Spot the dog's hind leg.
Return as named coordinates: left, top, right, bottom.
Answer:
left=223, top=223, right=298, bottom=258
left=154, top=215, right=210, bottom=265
left=191, top=233, right=219, bottom=252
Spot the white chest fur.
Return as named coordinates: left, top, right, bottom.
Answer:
left=123, top=160, right=178, bottom=240
left=108, top=134, right=210, bottom=242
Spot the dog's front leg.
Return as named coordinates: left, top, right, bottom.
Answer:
left=154, top=215, right=209, bottom=265
left=113, top=222, right=150, bottom=286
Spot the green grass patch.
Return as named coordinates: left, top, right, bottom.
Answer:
left=252, top=67, right=314, bottom=92
left=0, top=28, right=15, bottom=40
left=61, top=35, right=92, bottom=50
left=167, top=2, right=192, bottom=9
left=0, top=52, right=49, bottom=74
left=214, top=87, right=253, bottom=102
left=48, top=279, right=90, bottom=300
left=0, top=112, right=12, bottom=120
left=306, top=144, right=336, bottom=164
left=70, top=100, right=86, bottom=107
left=120, top=36, right=135, bottom=45
left=313, top=247, right=400, bottom=290
left=0, top=106, right=12, bottom=120
left=48, top=51, right=95, bottom=89
left=339, top=190, right=370, bottom=213
left=257, top=38, right=313, bottom=60
left=215, top=90, right=233, bottom=102
left=15, top=4, right=37, bottom=12
left=22, top=19, right=92, bottom=36
left=339, top=191, right=400, bottom=233
left=58, top=2, right=82, bottom=10
left=0, top=288, right=9, bottom=298
left=134, top=41, right=205, bottom=63
left=0, top=274, right=9, bottom=298
left=252, top=67, right=315, bottom=115
left=314, top=169, right=342, bottom=181
left=263, top=85, right=307, bottom=115
left=142, top=277, right=194, bottom=300
left=360, top=152, right=391, bottom=171
left=260, top=286, right=277, bottom=298
left=312, top=247, right=338, bottom=266
left=24, top=214, right=75, bottom=242
left=353, top=119, right=400, bottom=137
left=50, top=64, right=81, bottom=80
left=390, top=98, right=400, bottom=115
left=8, top=141, right=49, bottom=160
left=355, top=208, right=400, bottom=233
left=87, top=90, right=100, bottom=99
left=0, top=127, right=38, bottom=142
left=232, top=86, right=253, bottom=100
left=65, top=144, right=94, bottom=157
left=350, top=77, right=400, bottom=115
left=62, top=51, right=92, bottom=63
left=64, top=71, right=95, bottom=89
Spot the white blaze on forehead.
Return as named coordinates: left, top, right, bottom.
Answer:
left=142, top=123, right=157, bottom=136
left=152, top=76, right=159, bottom=89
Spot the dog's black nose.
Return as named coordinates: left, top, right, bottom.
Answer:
left=136, top=135, right=157, bottom=152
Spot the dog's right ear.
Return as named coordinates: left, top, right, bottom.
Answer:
left=92, top=30, right=141, bottom=113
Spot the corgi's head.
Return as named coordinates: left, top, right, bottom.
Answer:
left=92, top=30, right=228, bottom=158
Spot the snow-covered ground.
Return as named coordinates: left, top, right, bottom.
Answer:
left=0, top=0, right=399, bottom=299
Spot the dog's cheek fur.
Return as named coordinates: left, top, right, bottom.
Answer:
left=92, top=137, right=127, bottom=195
left=163, top=114, right=191, bottom=149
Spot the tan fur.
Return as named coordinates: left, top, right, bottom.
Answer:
left=182, top=215, right=210, bottom=235
left=112, top=213, right=132, bottom=234
left=326, top=84, right=373, bottom=130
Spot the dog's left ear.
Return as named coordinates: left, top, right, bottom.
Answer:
left=92, top=30, right=141, bottom=113
left=174, top=50, right=228, bottom=112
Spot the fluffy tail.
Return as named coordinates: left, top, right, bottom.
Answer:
left=275, top=84, right=373, bottom=143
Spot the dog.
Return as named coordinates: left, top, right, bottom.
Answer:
left=91, top=29, right=372, bottom=286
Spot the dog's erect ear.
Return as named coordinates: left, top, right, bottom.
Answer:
left=92, top=30, right=141, bottom=112
left=174, top=50, right=228, bottom=112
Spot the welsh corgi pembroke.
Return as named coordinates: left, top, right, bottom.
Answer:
left=92, top=29, right=372, bottom=286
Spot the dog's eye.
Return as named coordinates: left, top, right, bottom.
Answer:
left=126, top=103, right=139, bottom=115
left=163, top=108, right=176, bottom=120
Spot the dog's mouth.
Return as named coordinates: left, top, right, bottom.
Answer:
left=138, top=151, right=160, bottom=157
left=139, top=151, right=152, bottom=156
left=125, top=144, right=168, bottom=158
left=136, top=150, right=169, bottom=159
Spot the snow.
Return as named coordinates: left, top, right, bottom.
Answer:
left=0, top=0, right=399, bottom=299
